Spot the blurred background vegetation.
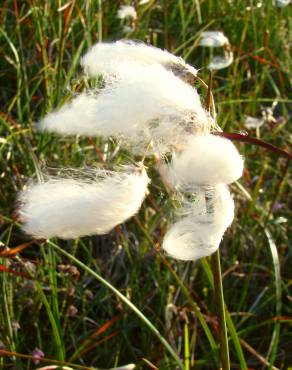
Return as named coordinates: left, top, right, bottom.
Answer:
left=0, top=0, right=291, bottom=369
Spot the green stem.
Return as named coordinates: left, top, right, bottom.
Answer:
left=211, top=249, right=230, bottom=370
left=98, top=0, right=103, bottom=42
left=47, top=241, right=184, bottom=369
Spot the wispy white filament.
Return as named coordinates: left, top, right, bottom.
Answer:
left=163, top=185, right=234, bottom=261
left=117, top=5, right=137, bottom=19
left=39, top=64, right=210, bottom=152
left=39, top=93, right=102, bottom=136
left=199, top=31, right=230, bottom=48
left=166, top=134, right=244, bottom=189
left=18, top=165, right=149, bottom=239
left=81, top=40, right=197, bottom=78
left=181, top=185, right=235, bottom=228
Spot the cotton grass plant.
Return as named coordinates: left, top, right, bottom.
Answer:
left=2, top=1, right=291, bottom=368
left=15, top=40, right=248, bottom=369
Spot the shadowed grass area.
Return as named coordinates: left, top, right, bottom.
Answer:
left=0, top=0, right=291, bottom=369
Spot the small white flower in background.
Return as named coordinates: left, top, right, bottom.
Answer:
left=246, top=2, right=263, bottom=10
left=244, top=116, right=264, bottom=129
left=208, top=51, right=234, bottom=70
left=244, top=104, right=277, bottom=129
left=261, top=106, right=277, bottom=124
left=276, top=0, right=290, bottom=7
left=199, top=31, right=234, bottom=70
left=32, top=348, right=44, bottom=365
left=199, top=31, right=229, bottom=48
left=117, top=5, right=137, bottom=20
left=11, top=321, right=20, bottom=332
left=18, top=165, right=149, bottom=239
left=117, top=6, right=137, bottom=34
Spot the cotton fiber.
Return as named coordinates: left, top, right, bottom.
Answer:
left=166, top=134, right=244, bottom=189
left=162, top=185, right=234, bottom=261
left=39, top=64, right=210, bottom=152
left=18, top=165, right=149, bottom=239
left=81, top=40, right=197, bottom=80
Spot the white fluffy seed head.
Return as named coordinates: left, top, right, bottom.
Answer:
left=166, top=134, right=244, bottom=189
left=163, top=218, right=224, bottom=261
left=39, top=64, right=211, bottom=153
left=117, top=5, right=137, bottom=20
left=181, top=184, right=235, bottom=229
left=199, top=31, right=229, bottom=47
left=208, top=52, right=234, bottom=71
left=162, top=185, right=234, bottom=261
left=276, top=0, right=290, bottom=7
left=81, top=40, right=197, bottom=80
left=18, top=165, right=149, bottom=239
left=38, top=93, right=101, bottom=136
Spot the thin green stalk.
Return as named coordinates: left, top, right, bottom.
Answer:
left=1, top=260, right=16, bottom=352
left=200, top=258, right=247, bottom=369
left=194, top=0, right=202, bottom=24
left=34, top=281, right=66, bottom=361
left=204, top=71, right=230, bottom=370
left=225, top=310, right=247, bottom=370
left=98, top=0, right=103, bottom=42
left=0, top=29, right=22, bottom=122
left=263, top=229, right=281, bottom=368
left=47, top=246, right=66, bottom=360
left=211, top=250, right=230, bottom=370
left=160, top=254, right=219, bottom=366
left=184, top=319, right=190, bottom=370
left=217, top=98, right=292, bottom=105
left=47, top=241, right=185, bottom=369
left=133, top=217, right=219, bottom=365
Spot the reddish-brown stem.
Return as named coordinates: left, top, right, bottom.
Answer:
left=214, top=132, right=292, bottom=160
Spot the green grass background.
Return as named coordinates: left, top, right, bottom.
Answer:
left=0, top=0, right=291, bottom=369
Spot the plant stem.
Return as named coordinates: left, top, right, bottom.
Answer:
left=98, top=0, right=103, bottom=42
left=211, top=249, right=230, bottom=370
